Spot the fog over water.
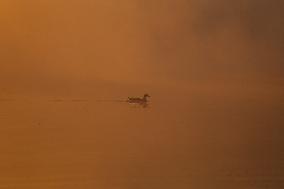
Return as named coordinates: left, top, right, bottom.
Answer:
left=0, top=0, right=283, bottom=188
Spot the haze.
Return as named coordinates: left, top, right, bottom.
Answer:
left=0, top=0, right=283, bottom=188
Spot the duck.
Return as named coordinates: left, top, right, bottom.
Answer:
left=127, top=94, right=150, bottom=104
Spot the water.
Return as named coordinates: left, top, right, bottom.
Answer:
left=0, top=90, right=283, bottom=189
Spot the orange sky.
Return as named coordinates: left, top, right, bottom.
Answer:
left=1, top=0, right=283, bottom=96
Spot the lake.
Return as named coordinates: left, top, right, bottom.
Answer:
left=0, top=87, right=283, bottom=189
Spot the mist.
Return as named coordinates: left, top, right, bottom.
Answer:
left=1, top=0, right=283, bottom=96
left=1, top=1, right=284, bottom=188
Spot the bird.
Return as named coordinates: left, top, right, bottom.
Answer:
left=127, top=94, right=150, bottom=104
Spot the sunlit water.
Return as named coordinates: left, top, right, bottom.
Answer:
left=0, top=91, right=283, bottom=189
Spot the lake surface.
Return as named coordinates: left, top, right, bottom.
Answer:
left=0, top=90, right=283, bottom=189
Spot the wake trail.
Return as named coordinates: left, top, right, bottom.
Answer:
left=0, top=98, right=128, bottom=103
left=95, top=100, right=127, bottom=103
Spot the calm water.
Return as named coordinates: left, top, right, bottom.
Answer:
left=0, top=90, right=283, bottom=189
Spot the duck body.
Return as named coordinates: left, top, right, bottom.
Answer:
left=127, top=94, right=150, bottom=104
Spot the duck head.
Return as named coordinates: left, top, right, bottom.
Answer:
left=143, top=94, right=150, bottom=99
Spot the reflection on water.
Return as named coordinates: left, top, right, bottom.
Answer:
left=0, top=92, right=283, bottom=189
left=127, top=101, right=149, bottom=108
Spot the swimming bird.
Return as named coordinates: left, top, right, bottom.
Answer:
left=127, top=94, right=150, bottom=104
